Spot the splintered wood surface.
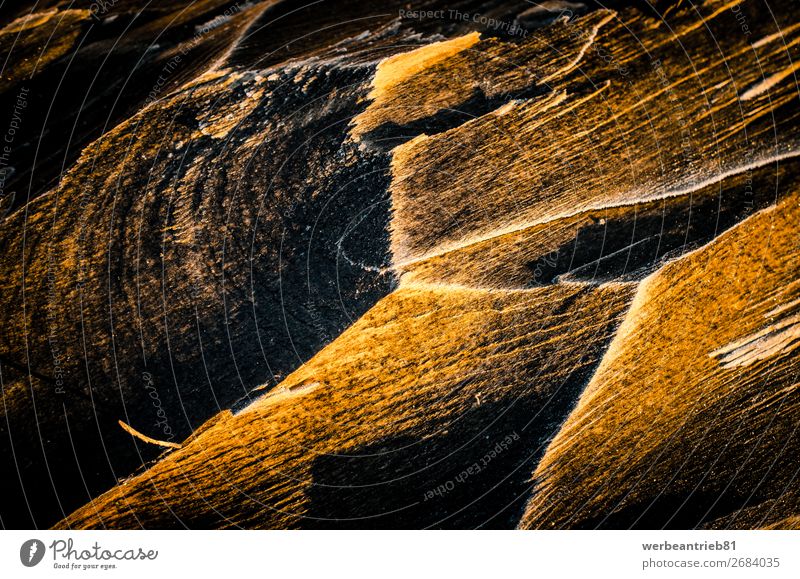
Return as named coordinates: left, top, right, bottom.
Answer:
left=58, top=283, right=634, bottom=528
left=0, top=0, right=798, bottom=529
left=521, top=189, right=800, bottom=529
left=384, top=4, right=800, bottom=264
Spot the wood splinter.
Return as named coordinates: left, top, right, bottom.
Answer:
left=118, top=420, right=182, bottom=450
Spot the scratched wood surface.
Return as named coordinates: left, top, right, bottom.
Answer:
left=0, top=0, right=798, bottom=529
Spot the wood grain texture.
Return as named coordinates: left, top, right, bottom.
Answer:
left=58, top=282, right=634, bottom=529
left=385, top=3, right=800, bottom=263
left=0, top=61, right=393, bottom=527
left=0, top=0, right=797, bottom=530
left=520, top=189, right=800, bottom=529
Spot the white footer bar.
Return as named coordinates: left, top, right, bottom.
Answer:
left=1, top=530, right=797, bottom=578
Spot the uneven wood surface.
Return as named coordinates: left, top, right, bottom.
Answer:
left=521, top=189, right=800, bottom=529
left=59, top=282, right=633, bottom=528
left=0, top=0, right=798, bottom=529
